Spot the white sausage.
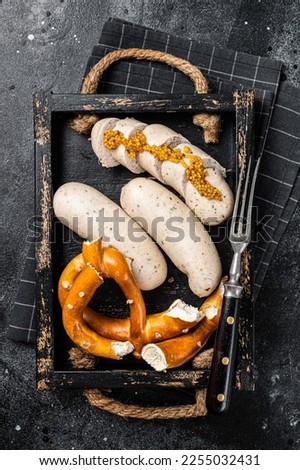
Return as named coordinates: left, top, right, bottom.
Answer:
left=91, top=118, right=120, bottom=168
left=90, top=118, right=233, bottom=225
left=174, top=143, right=227, bottom=176
left=113, top=118, right=146, bottom=174
left=137, top=124, right=188, bottom=183
left=184, top=167, right=234, bottom=225
left=120, top=178, right=222, bottom=297
left=160, top=160, right=186, bottom=197
left=53, top=182, right=167, bottom=291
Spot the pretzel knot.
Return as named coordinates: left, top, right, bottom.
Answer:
left=58, top=238, right=224, bottom=370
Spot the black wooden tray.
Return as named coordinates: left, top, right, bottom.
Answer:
left=34, top=91, right=255, bottom=391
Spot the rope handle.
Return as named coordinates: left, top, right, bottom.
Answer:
left=69, top=347, right=213, bottom=419
left=70, top=48, right=221, bottom=143
left=84, top=388, right=207, bottom=419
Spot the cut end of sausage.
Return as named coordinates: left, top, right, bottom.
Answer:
left=167, top=299, right=203, bottom=322
left=137, top=125, right=188, bottom=183
left=141, top=344, right=168, bottom=371
left=160, top=160, right=186, bottom=197
left=166, top=135, right=189, bottom=149
left=142, top=124, right=188, bottom=147
left=137, top=151, right=164, bottom=182
left=112, top=341, right=135, bottom=359
left=114, top=118, right=147, bottom=174
left=174, top=143, right=227, bottom=177
left=91, top=118, right=120, bottom=168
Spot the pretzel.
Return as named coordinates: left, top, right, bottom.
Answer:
left=141, top=278, right=225, bottom=371
left=62, top=265, right=134, bottom=359
left=83, top=300, right=203, bottom=343
left=58, top=249, right=202, bottom=345
left=58, top=252, right=130, bottom=341
left=59, top=238, right=146, bottom=356
left=83, top=239, right=147, bottom=355
left=58, top=238, right=223, bottom=366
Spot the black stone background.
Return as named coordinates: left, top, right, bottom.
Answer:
left=1, top=0, right=300, bottom=450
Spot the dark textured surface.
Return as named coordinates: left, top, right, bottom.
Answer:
left=1, top=0, right=300, bottom=450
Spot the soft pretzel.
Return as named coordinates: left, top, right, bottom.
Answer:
left=141, top=278, right=225, bottom=371
left=58, top=253, right=130, bottom=341
left=82, top=299, right=202, bottom=343
left=58, top=246, right=203, bottom=345
left=59, top=238, right=224, bottom=366
left=62, top=265, right=134, bottom=359
left=82, top=239, right=146, bottom=355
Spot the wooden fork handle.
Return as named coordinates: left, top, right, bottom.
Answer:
left=206, top=295, right=241, bottom=413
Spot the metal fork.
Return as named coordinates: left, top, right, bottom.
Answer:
left=206, top=90, right=256, bottom=413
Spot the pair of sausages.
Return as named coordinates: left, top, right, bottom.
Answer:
left=54, top=179, right=221, bottom=297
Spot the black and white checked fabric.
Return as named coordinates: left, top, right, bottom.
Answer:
left=8, top=242, right=36, bottom=343
left=7, top=18, right=300, bottom=343
left=253, top=83, right=300, bottom=292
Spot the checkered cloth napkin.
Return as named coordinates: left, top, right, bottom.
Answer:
left=8, top=18, right=300, bottom=343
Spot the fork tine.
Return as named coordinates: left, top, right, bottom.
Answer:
left=239, top=156, right=253, bottom=220
left=230, top=163, right=245, bottom=238
left=230, top=161, right=252, bottom=238
left=229, top=145, right=255, bottom=239
left=230, top=90, right=255, bottom=240
left=236, top=154, right=254, bottom=238
left=246, top=155, right=261, bottom=233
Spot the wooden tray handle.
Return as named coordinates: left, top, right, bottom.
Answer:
left=70, top=48, right=221, bottom=143
left=69, top=347, right=213, bottom=419
left=84, top=388, right=207, bottom=419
